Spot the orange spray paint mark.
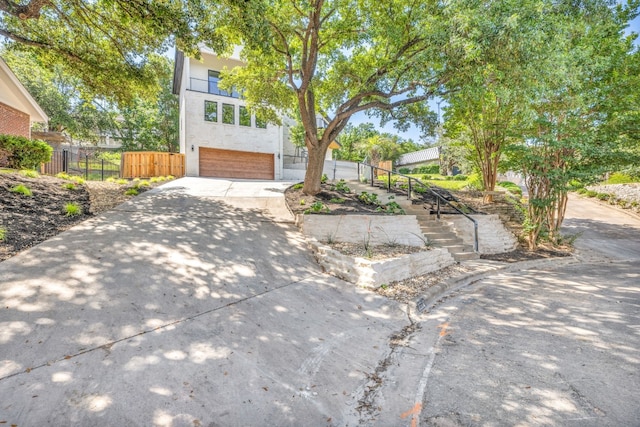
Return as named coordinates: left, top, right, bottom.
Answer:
left=400, top=403, right=422, bottom=427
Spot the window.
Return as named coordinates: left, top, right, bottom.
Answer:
left=222, top=104, right=235, bottom=124
left=239, top=106, right=251, bottom=127
left=256, top=116, right=267, bottom=129
left=204, top=101, right=218, bottom=122
left=208, top=70, right=240, bottom=98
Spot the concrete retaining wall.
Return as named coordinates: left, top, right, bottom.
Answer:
left=297, top=214, right=426, bottom=247
left=443, top=214, right=518, bottom=254
left=308, top=239, right=455, bottom=288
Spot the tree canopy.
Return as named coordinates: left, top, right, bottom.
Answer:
left=217, top=0, right=454, bottom=194
left=0, top=0, right=223, bottom=101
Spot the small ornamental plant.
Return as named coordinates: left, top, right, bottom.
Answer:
left=10, top=184, right=32, bottom=196
left=64, top=202, right=82, bottom=216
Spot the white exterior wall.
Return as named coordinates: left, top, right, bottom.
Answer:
left=179, top=50, right=287, bottom=179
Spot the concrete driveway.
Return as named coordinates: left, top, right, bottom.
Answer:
left=0, top=177, right=413, bottom=426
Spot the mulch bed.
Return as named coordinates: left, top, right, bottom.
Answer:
left=0, top=170, right=162, bottom=262
left=0, top=172, right=92, bottom=261
left=285, top=181, right=386, bottom=216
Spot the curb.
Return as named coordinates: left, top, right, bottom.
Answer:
left=414, top=256, right=581, bottom=314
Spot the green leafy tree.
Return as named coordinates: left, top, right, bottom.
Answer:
left=218, top=0, right=452, bottom=195
left=0, top=0, right=223, bottom=102
left=443, top=0, right=544, bottom=202
left=505, top=0, right=639, bottom=249
left=334, top=123, right=379, bottom=162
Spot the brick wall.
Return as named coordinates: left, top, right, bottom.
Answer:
left=0, top=101, right=30, bottom=138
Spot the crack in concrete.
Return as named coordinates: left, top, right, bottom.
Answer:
left=355, top=306, right=421, bottom=425
left=0, top=272, right=324, bottom=383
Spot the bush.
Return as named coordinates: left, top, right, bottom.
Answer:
left=596, top=193, right=610, bottom=201
left=586, top=190, right=598, bottom=197
left=605, top=173, right=635, bottom=184
left=498, top=181, right=523, bottom=196
left=412, top=164, right=440, bottom=174
left=453, top=174, right=468, bottom=181
left=576, top=188, right=587, bottom=194
left=398, top=167, right=411, bottom=174
left=465, top=173, right=483, bottom=190
left=0, top=134, right=52, bottom=169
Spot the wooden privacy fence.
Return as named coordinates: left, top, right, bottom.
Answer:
left=121, top=152, right=185, bottom=178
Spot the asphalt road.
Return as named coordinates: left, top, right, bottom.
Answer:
left=374, top=195, right=640, bottom=426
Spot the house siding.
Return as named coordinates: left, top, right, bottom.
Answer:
left=0, top=101, right=30, bottom=138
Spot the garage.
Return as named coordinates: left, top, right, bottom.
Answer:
left=199, top=147, right=275, bottom=180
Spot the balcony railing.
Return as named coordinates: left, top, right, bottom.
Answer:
left=188, top=78, right=240, bottom=98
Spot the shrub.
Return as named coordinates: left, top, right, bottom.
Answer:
left=10, top=184, right=32, bottom=196
left=586, top=190, right=598, bottom=197
left=0, top=134, right=52, bottom=169
left=321, top=174, right=328, bottom=184
left=62, top=183, right=77, bottom=191
left=498, top=181, right=523, bottom=196
left=465, top=173, right=483, bottom=190
left=576, top=188, right=587, bottom=194
left=291, top=182, right=304, bottom=190
left=56, top=172, right=73, bottom=180
left=421, top=174, right=432, bottom=181
left=333, top=179, right=351, bottom=193
left=20, top=169, right=39, bottom=178
left=398, top=167, right=411, bottom=174
left=605, top=172, right=635, bottom=184
left=125, top=188, right=139, bottom=196
left=64, top=202, right=82, bottom=216
left=453, top=174, right=468, bottom=181
left=596, top=193, right=609, bottom=201
left=412, top=164, right=440, bottom=174
left=0, top=227, right=6, bottom=241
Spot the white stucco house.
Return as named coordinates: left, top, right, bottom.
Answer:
left=172, top=47, right=344, bottom=180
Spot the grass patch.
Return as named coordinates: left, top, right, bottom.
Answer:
left=63, top=202, right=82, bottom=216
left=10, top=184, right=32, bottom=196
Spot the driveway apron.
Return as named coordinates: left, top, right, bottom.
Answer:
left=0, top=177, right=411, bottom=426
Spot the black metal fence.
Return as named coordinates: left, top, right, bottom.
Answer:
left=42, top=150, right=120, bottom=181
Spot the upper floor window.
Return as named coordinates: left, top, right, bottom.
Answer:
left=256, top=116, right=267, bottom=129
left=204, top=101, right=218, bottom=122
left=239, top=106, right=251, bottom=127
left=208, top=70, right=240, bottom=98
left=222, top=103, right=235, bottom=124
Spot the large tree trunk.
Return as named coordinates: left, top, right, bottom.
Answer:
left=302, top=144, right=327, bottom=195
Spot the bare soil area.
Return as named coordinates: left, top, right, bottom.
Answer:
left=0, top=170, right=165, bottom=261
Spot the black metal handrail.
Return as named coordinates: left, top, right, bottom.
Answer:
left=357, top=162, right=479, bottom=252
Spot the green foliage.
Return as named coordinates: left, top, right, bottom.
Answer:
left=498, top=181, right=523, bottom=197
left=332, top=179, right=351, bottom=193
left=605, top=173, right=636, bottom=184
left=412, top=164, right=440, bottom=174
left=125, top=188, right=139, bottom=196
left=464, top=173, right=483, bottom=191
left=0, top=1, right=222, bottom=103
left=10, top=184, right=32, bottom=196
left=358, top=192, right=380, bottom=206
left=20, top=169, right=40, bottom=178
left=586, top=190, right=598, bottom=198
left=376, top=201, right=405, bottom=215
left=329, top=198, right=345, bottom=203
left=576, top=188, right=587, bottom=194
left=398, top=168, right=411, bottom=175
left=304, top=201, right=330, bottom=214
left=62, top=183, right=77, bottom=191
left=321, top=174, right=328, bottom=185
left=291, top=183, right=304, bottom=190
left=63, top=202, right=82, bottom=216
left=0, top=135, right=52, bottom=169
left=596, top=193, right=610, bottom=201
left=0, top=227, right=6, bottom=241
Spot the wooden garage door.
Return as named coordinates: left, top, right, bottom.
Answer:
left=199, top=147, right=274, bottom=180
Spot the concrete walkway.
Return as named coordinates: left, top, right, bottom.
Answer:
left=0, top=177, right=411, bottom=426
